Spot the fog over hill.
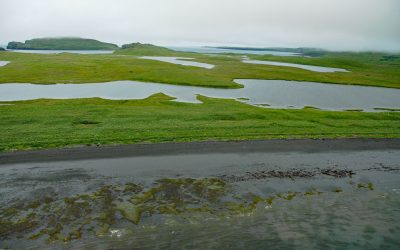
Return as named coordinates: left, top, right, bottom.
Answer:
left=0, top=0, right=399, bottom=52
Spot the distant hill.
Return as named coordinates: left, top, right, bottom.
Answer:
left=114, top=43, right=176, bottom=56
left=7, top=38, right=119, bottom=50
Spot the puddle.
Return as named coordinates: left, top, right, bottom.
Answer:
left=0, top=61, right=10, bottom=67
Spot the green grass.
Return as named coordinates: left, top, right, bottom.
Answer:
left=0, top=48, right=399, bottom=151
left=7, top=37, right=119, bottom=50
left=115, top=43, right=178, bottom=56
left=0, top=94, right=399, bottom=151
left=0, top=49, right=399, bottom=88
left=248, top=52, right=400, bottom=88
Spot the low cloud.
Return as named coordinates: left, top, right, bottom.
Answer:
left=0, top=0, right=399, bottom=51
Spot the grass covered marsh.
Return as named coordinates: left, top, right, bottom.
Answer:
left=0, top=49, right=399, bottom=89
left=0, top=94, right=399, bottom=151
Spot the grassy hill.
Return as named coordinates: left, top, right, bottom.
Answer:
left=114, top=43, right=178, bottom=56
left=7, top=37, right=119, bottom=50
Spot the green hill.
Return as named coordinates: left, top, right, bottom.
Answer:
left=114, top=43, right=177, bottom=56
left=7, top=37, right=119, bottom=50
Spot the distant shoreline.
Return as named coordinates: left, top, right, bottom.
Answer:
left=1, top=138, right=399, bottom=165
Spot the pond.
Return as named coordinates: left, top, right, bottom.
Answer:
left=140, top=56, right=215, bottom=69
left=0, top=140, right=399, bottom=249
left=0, top=80, right=399, bottom=112
left=0, top=61, right=9, bottom=67
left=242, top=59, right=349, bottom=72
left=6, top=50, right=115, bottom=54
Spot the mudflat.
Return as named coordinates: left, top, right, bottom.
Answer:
left=1, top=138, right=399, bottom=164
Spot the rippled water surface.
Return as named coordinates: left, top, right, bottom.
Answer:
left=0, top=148, right=399, bottom=249
left=1, top=80, right=399, bottom=111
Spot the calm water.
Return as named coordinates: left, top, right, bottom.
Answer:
left=6, top=50, right=115, bottom=54
left=0, top=61, right=9, bottom=67
left=141, top=56, right=215, bottom=69
left=243, top=59, right=349, bottom=73
left=1, top=80, right=399, bottom=112
left=168, top=46, right=302, bottom=56
left=1, top=148, right=399, bottom=249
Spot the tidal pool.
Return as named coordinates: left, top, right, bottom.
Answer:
left=242, top=59, right=349, bottom=72
left=0, top=143, right=399, bottom=249
left=140, top=56, right=215, bottom=69
left=0, top=61, right=9, bottom=67
left=6, top=50, right=115, bottom=54
left=1, top=80, right=400, bottom=112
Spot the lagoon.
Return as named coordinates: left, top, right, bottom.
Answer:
left=242, top=59, right=349, bottom=72
left=0, top=80, right=399, bottom=112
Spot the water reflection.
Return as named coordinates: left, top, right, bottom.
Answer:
left=0, top=79, right=399, bottom=112
left=1, top=149, right=399, bottom=249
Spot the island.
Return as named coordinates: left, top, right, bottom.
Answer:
left=6, top=37, right=119, bottom=50
left=115, top=42, right=176, bottom=56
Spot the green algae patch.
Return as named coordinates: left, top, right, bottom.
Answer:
left=277, top=192, right=298, bottom=201
left=333, top=188, right=343, bottom=193
left=357, top=182, right=375, bottom=191
left=304, top=189, right=323, bottom=196
left=0, top=177, right=378, bottom=244
left=116, top=202, right=142, bottom=224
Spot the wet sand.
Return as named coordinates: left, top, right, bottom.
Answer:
left=1, top=138, right=400, bottom=165
left=1, top=138, right=399, bottom=248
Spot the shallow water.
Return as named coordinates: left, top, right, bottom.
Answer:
left=0, top=80, right=399, bottom=112
left=168, top=46, right=302, bottom=56
left=243, top=59, right=349, bottom=73
left=0, top=148, right=399, bottom=249
left=140, top=56, right=215, bottom=69
left=0, top=61, right=9, bottom=67
left=6, top=50, right=114, bottom=54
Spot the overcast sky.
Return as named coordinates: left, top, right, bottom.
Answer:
left=1, top=0, right=399, bottom=51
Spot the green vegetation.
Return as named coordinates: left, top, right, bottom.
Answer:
left=0, top=47, right=5, bottom=51
left=249, top=52, right=400, bottom=89
left=0, top=174, right=373, bottom=243
left=0, top=48, right=399, bottom=88
left=0, top=94, right=399, bottom=151
left=6, top=37, right=119, bottom=50
left=0, top=44, right=399, bottom=151
left=374, top=107, right=400, bottom=112
left=116, top=43, right=177, bottom=56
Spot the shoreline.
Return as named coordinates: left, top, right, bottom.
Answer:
left=1, top=138, right=399, bottom=165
